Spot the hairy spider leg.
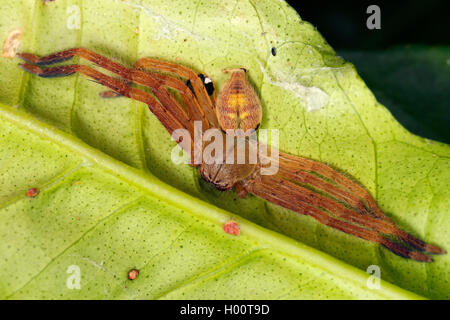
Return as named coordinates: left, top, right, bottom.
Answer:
left=19, top=48, right=131, bottom=76
left=278, top=167, right=445, bottom=254
left=273, top=151, right=445, bottom=254
left=149, top=73, right=210, bottom=130
left=17, top=49, right=220, bottom=164
left=18, top=63, right=195, bottom=158
left=99, top=71, right=212, bottom=130
left=279, top=152, right=387, bottom=220
left=18, top=49, right=215, bottom=150
left=134, top=58, right=219, bottom=128
left=18, top=49, right=195, bottom=136
left=243, top=172, right=435, bottom=262
left=260, top=149, right=375, bottom=216
left=257, top=151, right=444, bottom=254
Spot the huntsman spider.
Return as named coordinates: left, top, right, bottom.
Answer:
left=17, top=48, right=445, bottom=262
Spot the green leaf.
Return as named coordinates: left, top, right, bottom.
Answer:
left=0, top=104, right=421, bottom=299
left=0, top=0, right=448, bottom=299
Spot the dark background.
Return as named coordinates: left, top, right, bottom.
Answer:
left=286, top=0, right=450, bottom=143
left=287, top=0, right=450, bottom=50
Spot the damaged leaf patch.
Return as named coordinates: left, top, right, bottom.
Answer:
left=2, top=28, right=22, bottom=59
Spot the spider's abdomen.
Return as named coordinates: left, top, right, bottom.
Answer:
left=216, top=69, right=262, bottom=133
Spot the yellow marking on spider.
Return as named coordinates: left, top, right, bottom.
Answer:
left=227, top=113, right=237, bottom=119
left=239, top=111, right=250, bottom=120
left=227, top=93, right=247, bottom=108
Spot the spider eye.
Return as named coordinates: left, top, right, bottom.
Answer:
left=197, top=73, right=215, bottom=96
left=240, top=67, right=247, bottom=73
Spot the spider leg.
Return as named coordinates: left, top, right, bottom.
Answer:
left=148, top=73, right=210, bottom=129
left=279, top=167, right=444, bottom=254
left=278, top=151, right=389, bottom=221
left=18, top=49, right=196, bottom=137
left=99, top=90, right=122, bottom=98
left=19, top=63, right=195, bottom=157
left=270, top=151, right=445, bottom=255
left=18, top=48, right=131, bottom=77
left=134, top=58, right=219, bottom=128
left=243, top=172, right=439, bottom=262
left=278, top=165, right=373, bottom=215
left=18, top=48, right=215, bottom=140
left=261, top=149, right=376, bottom=216
left=99, top=72, right=211, bottom=128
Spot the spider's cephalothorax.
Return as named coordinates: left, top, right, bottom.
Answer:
left=17, top=48, right=446, bottom=262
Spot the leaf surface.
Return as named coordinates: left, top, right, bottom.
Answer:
left=0, top=104, right=421, bottom=299
left=0, top=0, right=448, bottom=299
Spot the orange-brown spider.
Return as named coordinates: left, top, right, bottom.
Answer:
left=17, top=48, right=445, bottom=262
